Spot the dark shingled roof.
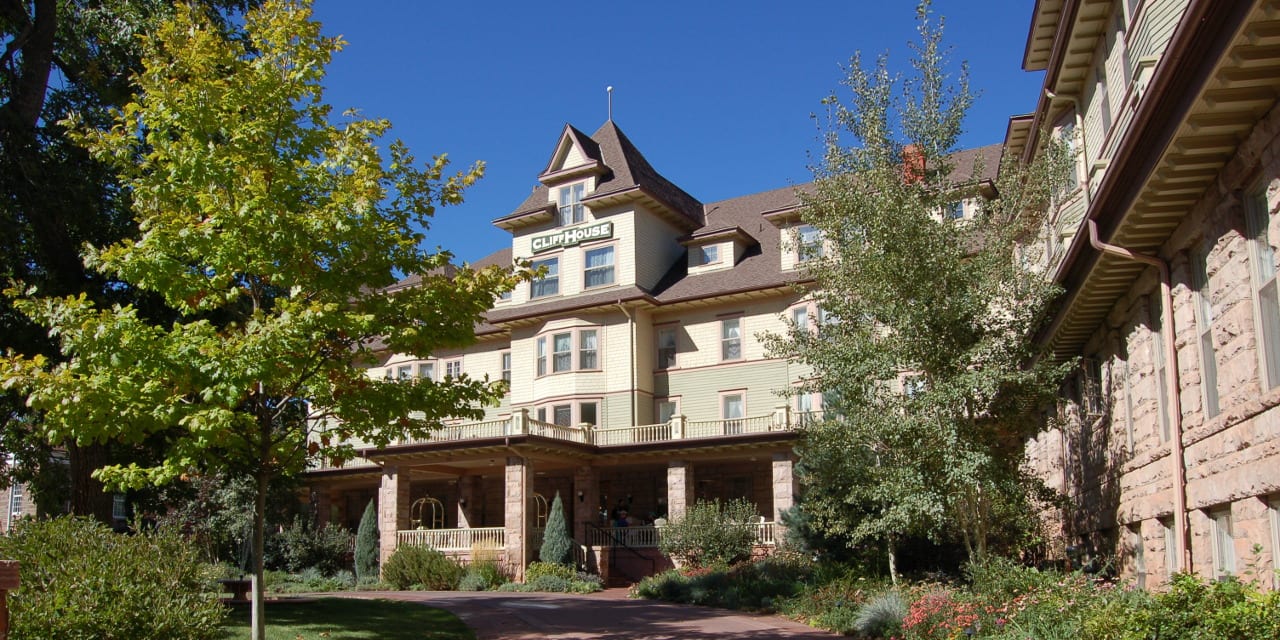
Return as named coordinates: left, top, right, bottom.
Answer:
left=388, top=137, right=1003, bottom=342
left=499, top=121, right=704, bottom=226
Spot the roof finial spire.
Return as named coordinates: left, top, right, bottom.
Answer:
left=606, top=86, right=614, bottom=122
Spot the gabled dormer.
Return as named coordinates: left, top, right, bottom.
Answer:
left=682, top=226, right=756, bottom=274
left=538, top=124, right=609, bottom=187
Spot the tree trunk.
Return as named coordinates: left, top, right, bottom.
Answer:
left=252, top=467, right=267, bottom=640
left=887, top=537, right=898, bottom=586
left=66, top=443, right=114, bottom=524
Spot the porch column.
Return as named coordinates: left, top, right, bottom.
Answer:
left=314, top=490, right=332, bottom=527
left=457, top=475, right=481, bottom=528
left=327, top=489, right=343, bottom=527
left=378, top=465, right=411, bottom=572
left=504, top=456, right=531, bottom=580
left=771, top=452, right=798, bottom=526
left=573, top=466, right=599, bottom=543
left=667, top=460, right=695, bottom=520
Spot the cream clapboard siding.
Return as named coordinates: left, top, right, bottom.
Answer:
left=654, top=298, right=795, bottom=370
left=1131, top=0, right=1187, bottom=62
left=562, top=143, right=586, bottom=168
left=658, top=360, right=792, bottom=422
left=632, top=206, right=685, bottom=290
left=687, top=239, right=736, bottom=274
left=780, top=224, right=800, bottom=272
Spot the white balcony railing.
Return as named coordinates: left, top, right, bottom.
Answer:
left=586, top=521, right=778, bottom=548
left=686, top=413, right=777, bottom=438
left=592, top=422, right=673, bottom=445
left=397, top=527, right=505, bottom=552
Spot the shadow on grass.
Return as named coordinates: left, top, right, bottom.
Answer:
left=220, top=597, right=474, bottom=640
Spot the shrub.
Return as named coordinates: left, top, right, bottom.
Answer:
left=0, top=516, right=226, bottom=640
left=525, top=560, right=575, bottom=582
left=496, top=564, right=601, bottom=593
left=633, top=554, right=814, bottom=611
left=458, top=559, right=508, bottom=591
left=1081, top=573, right=1280, bottom=640
left=855, top=590, right=906, bottom=638
left=354, top=498, right=379, bottom=583
left=659, top=498, right=759, bottom=567
left=539, top=491, right=574, bottom=566
left=381, top=545, right=463, bottom=590
left=266, top=516, right=353, bottom=576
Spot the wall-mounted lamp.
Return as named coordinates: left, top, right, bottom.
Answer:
left=458, top=498, right=467, bottom=508
left=577, top=491, right=585, bottom=503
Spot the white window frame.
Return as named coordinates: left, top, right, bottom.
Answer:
left=791, top=306, right=809, bottom=331
left=583, top=245, right=615, bottom=289
left=395, top=364, right=413, bottom=380
left=1245, top=190, right=1280, bottom=389
left=444, top=359, right=463, bottom=379
left=579, top=329, right=599, bottom=370
left=700, top=244, right=720, bottom=266
left=796, top=225, right=824, bottom=262
left=531, top=256, right=560, bottom=299
left=1210, top=507, right=1236, bottom=579
left=1191, top=247, right=1220, bottom=418
left=1150, top=297, right=1171, bottom=442
left=721, top=391, right=746, bottom=435
left=536, top=337, right=547, bottom=377
left=552, top=403, right=573, bottom=427
left=579, top=400, right=598, bottom=427
left=417, top=362, right=435, bottom=381
left=557, top=183, right=585, bottom=227
left=500, top=352, right=511, bottom=384
left=1161, top=516, right=1178, bottom=579
left=945, top=200, right=965, bottom=220
left=720, top=317, right=743, bottom=361
left=552, top=332, right=572, bottom=373
left=656, top=326, right=678, bottom=370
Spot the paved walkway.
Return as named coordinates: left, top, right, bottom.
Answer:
left=335, top=589, right=841, bottom=639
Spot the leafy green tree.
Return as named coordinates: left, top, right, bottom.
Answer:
left=764, top=2, right=1070, bottom=581
left=355, top=499, right=379, bottom=584
left=1, top=0, right=262, bottom=523
left=0, top=1, right=521, bottom=636
left=539, top=491, right=573, bottom=567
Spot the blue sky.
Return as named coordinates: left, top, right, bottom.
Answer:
left=311, top=1, right=1044, bottom=263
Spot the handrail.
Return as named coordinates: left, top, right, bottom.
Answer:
left=585, top=522, right=654, bottom=584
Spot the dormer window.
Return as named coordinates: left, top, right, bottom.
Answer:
left=699, top=245, right=720, bottom=266
left=558, top=183, right=585, bottom=226
left=798, top=225, right=824, bottom=262
left=946, top=200, right=965, bottom=220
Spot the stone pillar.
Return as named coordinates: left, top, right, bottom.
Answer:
left=504, top=456, right=531, bottom=580
left=457, top=475, right=480, bottom=528
left=771, top=452, right=799, bottom=524
left=314, top=490, right=332, bottom=527
left=573, top=466, right=599, bottom=543
left=667, top=460, right=694, bottom=520
left=378, top=465, right=411, bottom=572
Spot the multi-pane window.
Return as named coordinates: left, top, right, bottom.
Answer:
left=396, top=365, right=412, bottom=380
left=417, top=362, right=435, bottom=380
left=579, top=402, right=598, bottom=427
left=584, top=246, right=615, bottom=288
left=536, top=337, right=547, bottom=377
left=1245, top=191, right=1280, bottom=388
left=797, top=225, right=823, bottom=261
left=657, top=327, right=677, bottom=369
left=113, top=494, right=128, bottom=521
left=946, top=200, right=965, bottom=220
left=1151, top=298, right=1171, bottom=441
left=579, top=330, right=598, bottom=369
left=1161, top=517, right=1178, bottom=577
left=722, top=393, right=745, bottom=434
left=552, top=404, right=572, bottom=427
left=557, top=183, right=585, bottom=226
left=1129, top=524, right=1146, bottom=590
left=700, top=245, right=720, bottom=265
left=1211, top=508, right=1236, bottom=578
left=791, top=307, right=808, bottom=329
left=1192, top=248, right=1220, bottom=418
left=552, top=333, right=572, bottom=373
left=8, top=483, right=21, bottom=519
left=500, top=352, right=511, bottom=384
left=721, top=317, right=742, bottom=361
left=657, top=399, right=679, bottom=423
left=531, top=257, right=559, bottom=298
left=536, top=407, right=546, bottom=422
left=444, top=359, right=462, bottom=379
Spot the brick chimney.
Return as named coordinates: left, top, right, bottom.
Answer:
left=902, top=144, right=925, bottom=184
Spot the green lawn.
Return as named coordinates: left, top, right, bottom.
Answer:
left=219, top=597, right=475, bottom=640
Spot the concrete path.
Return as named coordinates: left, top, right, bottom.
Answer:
left=335, top=589, right=841, bottom=639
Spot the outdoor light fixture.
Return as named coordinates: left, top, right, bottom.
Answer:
left=577, top=491, right=585, bottom=503
left=459, top=498, right=467, bottom=508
